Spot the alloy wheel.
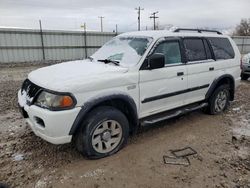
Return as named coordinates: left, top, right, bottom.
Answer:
left=91, top=120, right=123, bottom=153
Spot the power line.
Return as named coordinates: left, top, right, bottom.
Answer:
left=135, top=6, right=144, bottom=31
left=150, top=11, right=159, bottom=30
left=98, top=16, right=104, bottom=32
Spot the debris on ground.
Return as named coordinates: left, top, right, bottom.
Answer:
left=232, top=107, right=241, bottom=112
left=170, top=147, right=197, bottom=158
left=163, top=147, right=197, bottom=166
left=163, top=155, right=190, bottom=166
left=12, top=153, right=24, bottom=161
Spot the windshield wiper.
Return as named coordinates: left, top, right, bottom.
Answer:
left=98, top=59, right=120, bottom=66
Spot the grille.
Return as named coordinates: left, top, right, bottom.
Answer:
left=21, top=79, right=42, bottom=105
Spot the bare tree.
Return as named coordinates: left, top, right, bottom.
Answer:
left=234, top=18, right=250, bottom=36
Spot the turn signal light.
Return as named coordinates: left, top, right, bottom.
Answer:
left=60, top=96, right=74, bottom=107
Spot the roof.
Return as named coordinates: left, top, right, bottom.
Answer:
left=119, top=30, right=228, bottom=39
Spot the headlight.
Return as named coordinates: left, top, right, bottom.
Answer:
left=35, top=91, right=75, bottom=110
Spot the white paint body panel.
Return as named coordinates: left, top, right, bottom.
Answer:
left=185, top=60, right=224, bottom=104
left=139, top=65, right=187, bottom=118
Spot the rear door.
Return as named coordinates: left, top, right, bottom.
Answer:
left=183, top=37, right=219, bottom=104
left=139, top=38, right=187, bottom=118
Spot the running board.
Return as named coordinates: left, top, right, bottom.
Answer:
left=141, top=102, right=208, bottom=126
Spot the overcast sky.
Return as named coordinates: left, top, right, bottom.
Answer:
left=0, top=0, right=249, bottom=32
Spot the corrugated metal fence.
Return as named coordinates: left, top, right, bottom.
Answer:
left=0, top=28, right=117, bottom=63
left=231, top=36, right=250, bottom=55
left=0, top=28, right=250, bottom=63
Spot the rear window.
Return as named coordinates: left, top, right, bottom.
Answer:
left=208, top=37, right=235, bottom=60
left=183, top=39, right=207, bottom=61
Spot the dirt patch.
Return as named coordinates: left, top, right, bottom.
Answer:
left=0, top=64, right=250, bottom=188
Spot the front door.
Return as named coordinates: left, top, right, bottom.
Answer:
left=139, top=38, right=187, bottom=118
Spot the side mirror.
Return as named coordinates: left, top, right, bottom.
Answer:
left=148, top=53, right=165, bottom=69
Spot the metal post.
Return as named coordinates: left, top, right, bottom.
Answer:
left=84, top=23, right=88, bottom=58
left=115, top=24, right=118, bottom=36
left=39, top=20, right=45, bottom=60
left=138, top=7, right=140, bottom=31
left=241, top=37, right=245, bottom=54
left=99, top=16, right=104, bottom=32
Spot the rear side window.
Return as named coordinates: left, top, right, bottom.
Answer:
left=183, top=39, right=207, bottom=61
left=208, top=37, right=235, bottom=60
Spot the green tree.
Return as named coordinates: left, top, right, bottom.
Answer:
left=234, top=18, right=250, bottom=36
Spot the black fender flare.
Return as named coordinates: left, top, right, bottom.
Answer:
left=69, top=94, right=138, bottom=135
left=205, top=74, right=235, bottom=100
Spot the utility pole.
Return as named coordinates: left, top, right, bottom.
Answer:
left=135, top=6, right=144, bottom=31
left=150, top=11, right=159, bottom=30
left=98, top=16, right=104, bottom=32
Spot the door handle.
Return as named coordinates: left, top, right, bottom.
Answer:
left=209, top=67, right=214, bottom=71
left=177, top=72, right=184, bottom=76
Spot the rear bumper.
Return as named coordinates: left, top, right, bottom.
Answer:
left=18, top=90, right=81, bottom=144
left=242, top=64, right=250, bottom=75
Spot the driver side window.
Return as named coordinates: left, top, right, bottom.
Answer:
left=154, top=41, right=182, bottom=65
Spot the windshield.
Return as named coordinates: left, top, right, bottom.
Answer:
left=91, top=36, right=153, bottom=67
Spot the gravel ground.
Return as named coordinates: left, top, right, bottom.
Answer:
left=0, top=63, right=250, bottom=188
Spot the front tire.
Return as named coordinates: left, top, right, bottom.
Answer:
left=205, top=85, right=230, bottom=115
left=75, top=106, right=129, bottom=159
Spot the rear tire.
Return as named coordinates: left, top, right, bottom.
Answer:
left=241, top=74, right=249, bottom=80
left=205, top=85, right=230, bottom=115
left=74, top=106, right=129, bottom=159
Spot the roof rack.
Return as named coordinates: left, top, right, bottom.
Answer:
left=173, top=28, right=222, bottom=35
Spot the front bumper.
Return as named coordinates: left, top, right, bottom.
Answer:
left=242, top=64, right=250, bottom=75
left=18, top=90, right=81, bottom=144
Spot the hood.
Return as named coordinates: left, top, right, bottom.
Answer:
left=28, top=59, right=128, bottom=92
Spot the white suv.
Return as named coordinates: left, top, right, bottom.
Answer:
left=18, top=28, right=241, bottom=158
